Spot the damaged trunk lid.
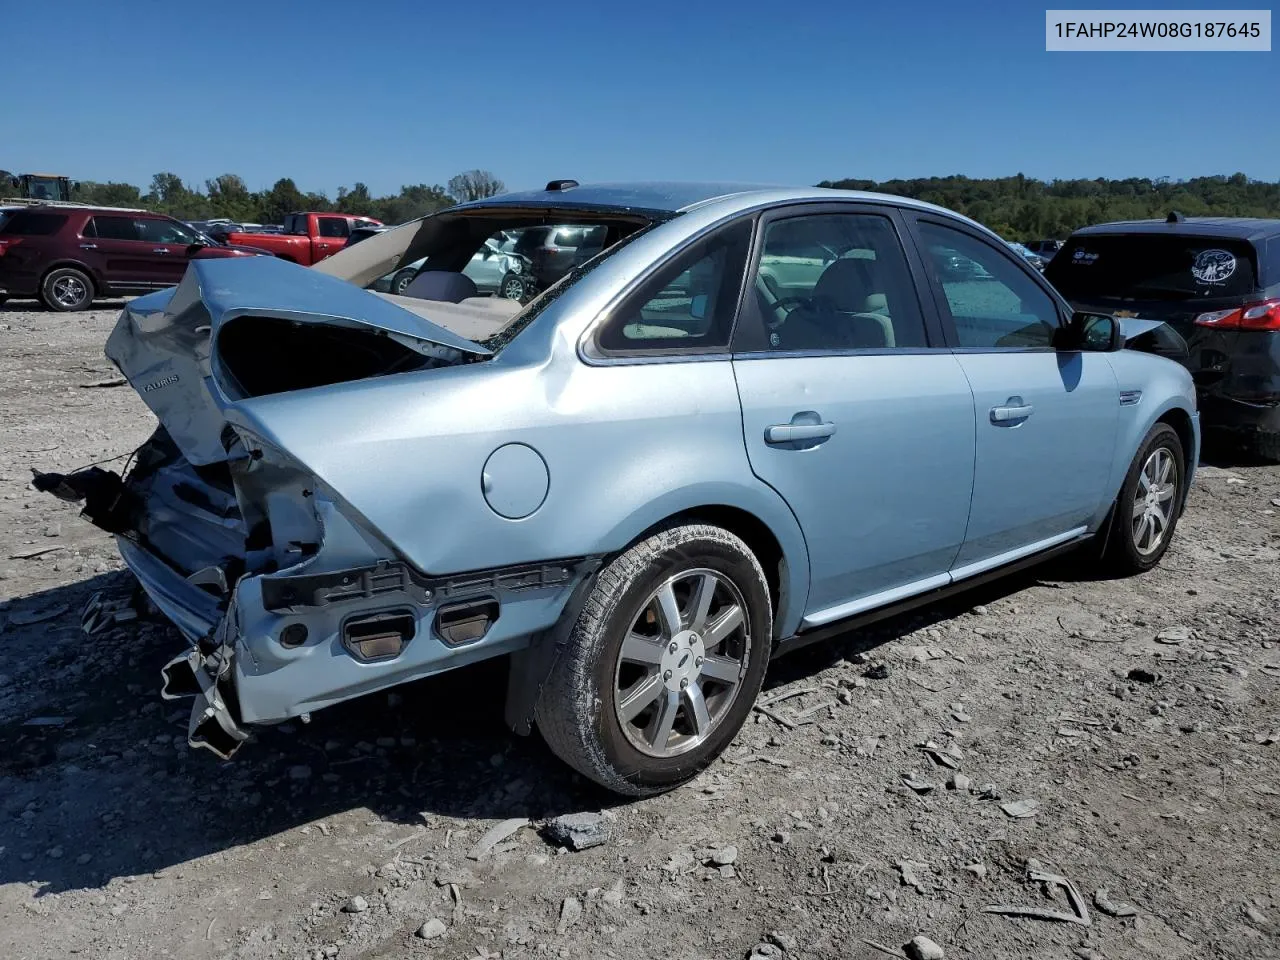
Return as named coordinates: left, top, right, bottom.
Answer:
left=108, top=255, right=490, bottom=466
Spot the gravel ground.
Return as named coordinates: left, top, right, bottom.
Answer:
left=1, top=304, right=1277, bottom=960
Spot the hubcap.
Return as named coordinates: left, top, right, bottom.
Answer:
left=52, top=276, right=86, bottom=307
left=612, top=569, right=748, bottom=758
left=1131, top=447, right=1177, bottom=556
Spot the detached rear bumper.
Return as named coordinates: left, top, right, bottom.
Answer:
left=140, top=539, right=598, bottom=758
left=1194, top=330, right=1280, bottom=437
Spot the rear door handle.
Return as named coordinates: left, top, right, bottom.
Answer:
left=79, top=243, right=98, bottom=250
left=152, top=248, right=171, bottom=254
left=990, top=397, right=1034, bottom=423
left=765, top=422, right=837, bottom=445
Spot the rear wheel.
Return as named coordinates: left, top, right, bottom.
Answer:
left=41, top=267, right=94, bottom=312
left=536, top=524, right=772, bottom=796
left=1102, top=423, right=1185, bottom=574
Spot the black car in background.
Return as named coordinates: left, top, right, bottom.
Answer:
left=1046, top=214, right=1280, bottom=460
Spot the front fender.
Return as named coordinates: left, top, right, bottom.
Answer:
left=1098, top=351, right=1200, bottom=526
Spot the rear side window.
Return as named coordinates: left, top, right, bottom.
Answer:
left=317, top=217, right=350, bottom=238
left=1047, top=235, right=1260, bottom=300
left=87, top=216, right=138, bottom=241
left=595, top=219, right=752, bottom=355
left=1, top=212, right=67, bottom=236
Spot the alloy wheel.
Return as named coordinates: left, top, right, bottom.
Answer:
left=612, top=569, right=749, bottom=758
left=52, top=276, right=87, bottom=308
left=1131, top=447, right=1177, bottom=556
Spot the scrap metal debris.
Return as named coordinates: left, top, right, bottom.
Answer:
left=900, top=773, right=936, bottom=794
left=7, top=603, right=68, bottom=626
left=984, top=861, right=1092, bottom=926
left=919, top=740, right=963, bottom=769
left=1000, top=798, right=1040, bottom=819
left=82, top=591, right=139, bottom=635
left=466, top=817, right=530, bottom=860
left=1093, top=887, right=1137, bottom=917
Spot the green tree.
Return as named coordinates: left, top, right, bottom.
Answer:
left=447, top=169, right=505, bottom=202
left=74, top=181, right=143, bottom=208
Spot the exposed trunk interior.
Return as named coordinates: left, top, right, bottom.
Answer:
left=217, top=315, right=440, bottom=398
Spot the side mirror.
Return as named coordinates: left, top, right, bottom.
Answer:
left=1057, top=312, right=1122, bottom=352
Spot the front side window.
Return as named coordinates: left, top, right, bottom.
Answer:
left=738, top=212, right=928, bottom=352
left=317, top=217, right=350, bottom=238
left=595, top=219, right=753, bottom=355
left=917, top=222, right=1060, bottom=349
left=136, top=218, right=197, bottom=244
left=88, top=216, right=138, bottom=241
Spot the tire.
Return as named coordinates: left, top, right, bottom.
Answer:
left=391, top=268, right=417, bottom=296
left=1101, top=423, right=1185, bottom=575
left=41, top=267, right=94, bottom=312
left=499, top=272, right=525, bottom=301
left=536, top=524, right=773, bottom=796
left=1249, top=433, right=1280, bottom=464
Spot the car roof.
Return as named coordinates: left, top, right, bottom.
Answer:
left=452, top=180, right=987, bottom=227
left=1072, top=217, right=1280, bottom=243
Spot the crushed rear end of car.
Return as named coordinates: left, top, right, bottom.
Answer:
left=33, top=256, right=590, bottom=757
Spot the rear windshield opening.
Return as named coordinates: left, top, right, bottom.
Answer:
left=1046, top=235, right=1259, bottom=301
left=217, top=315, right=437, bottom=398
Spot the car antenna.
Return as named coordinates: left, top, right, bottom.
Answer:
left=545, top=179, right=579, bottom=192
left=1166, top=210, right=1185, bottom=223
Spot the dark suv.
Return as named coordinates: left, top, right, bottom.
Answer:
left=1046, top=215, right=1280, bottom=459
left=0, top=207, right=264, bottom=311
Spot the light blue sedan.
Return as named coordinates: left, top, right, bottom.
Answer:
left=38, top=182, right=1199, bottom=795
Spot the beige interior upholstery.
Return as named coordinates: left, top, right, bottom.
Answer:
left=372, top=292, right=523, bottom=342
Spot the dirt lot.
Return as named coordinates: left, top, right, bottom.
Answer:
left=1, top=303, right=1277, bottom=960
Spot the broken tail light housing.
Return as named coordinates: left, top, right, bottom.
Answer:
left=1194, top=298, right=1280, bottom=331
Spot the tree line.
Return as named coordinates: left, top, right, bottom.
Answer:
left=66, top=169, right=506, bottom=225
left=49, top=169, right=1280, bottom=238
left=819, top=173, right=1280, bottom=240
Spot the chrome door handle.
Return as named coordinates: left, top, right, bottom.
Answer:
left=765, top=422, right=837, bottom=444
left=152, top=248, right=171, bottom=254
left=79, top=243, right=98, bottom=250
left=990, top=397, right=1034, bottom=423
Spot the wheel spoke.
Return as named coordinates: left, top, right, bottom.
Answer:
left=1138, top=471, right=1151, bottom=493
left=654, top=582, right=682, bottom=637
left=618, top=673, right=663, bottom=721
left=686, top=573, right=717, bottom=634
left=645, top=689, right=680, bottom=748
left=684, top=681, right=711, bottom=735
left=620, top=631, right=663, bottom=666
left=1157, top=452, right=1173, bottom=485
left=699, top=653, right=741, bottom=685
left=1155, top=482, right=1175, bottom=503
left=1150, top=507, right=1167, bottom=536
left=703, top=604, right=743, bottom=650
left=1133, top=513, right=1151, bottom=549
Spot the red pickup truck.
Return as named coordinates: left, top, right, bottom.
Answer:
left=223, top=212, right=381, bottom=266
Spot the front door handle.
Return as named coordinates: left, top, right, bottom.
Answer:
left=152, top=248, right=171, bottom=254
left=990, top=396, right=1034, bottom=423
left=79, top=243, right=98, bottom=250
left=765, top=420, right=837, bottom=445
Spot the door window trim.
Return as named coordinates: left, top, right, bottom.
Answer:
left=901, top=212, right=1073, bottom=353
left=579, top=213, right=758, bottom=365
left=729, top=201, right=948, bottom=359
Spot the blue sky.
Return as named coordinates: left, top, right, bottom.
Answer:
left=2, top=0, right=1275, bottom=197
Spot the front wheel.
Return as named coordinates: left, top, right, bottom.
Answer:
left=390, top=268, right=417, bottom=296
left=499, top=272, right=525, bottom=301
left=1102, top=423, right=1185, bottom=574
left=41, top=267, right=95, bottom=312
left=536, top=524, right=772, bottom=796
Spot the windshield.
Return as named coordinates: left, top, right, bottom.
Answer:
left=1047, top=234, right=1259, bottom=301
